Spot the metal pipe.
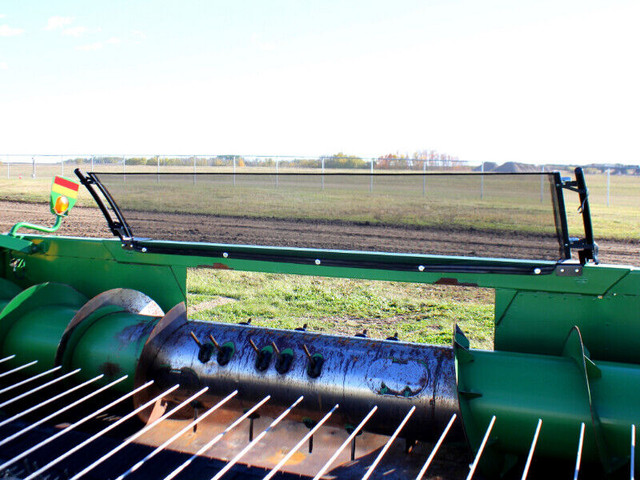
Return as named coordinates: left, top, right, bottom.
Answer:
left=0, top=354, right=15, bottom=364
left=415, top=413, right=457, bottom=480
left=211, top=396, right=304, bottom=480
left=69, top=385, right=205, bottom=479
left=0, top=374, right=104, bottom=428
left=573, top=422, right=586, bottom=480
left=313, top=406, right=378, bottom=480
left=0, top=365, right=61, bottom=395
left=521, top=419, right=542, bottom=480
left=466, top=415, right=496, bottom=480
left=263, top=403, right=339, bottom=480
left=362, top=405, right=416, bottom=480
left=115, top=390, right=239, bottom=480
left=631, top=424, right=636, bottom=480
left=162, top=395, right=271, bottom=480
left=0, top=360, right=38, bottom=378
left=0, top=377, right=148, bottom=470
left=0, top=368, right=80, bottom=409
left=148, top=321, right=459, bottom=441
left=24, top=384, right=179, bottom=480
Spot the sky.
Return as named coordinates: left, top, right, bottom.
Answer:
left=0, top=0, right=639, bottom=164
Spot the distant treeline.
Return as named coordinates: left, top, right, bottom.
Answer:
left=60, top=151, right=466, bottom=170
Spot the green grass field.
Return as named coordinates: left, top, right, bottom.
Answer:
left=187, top=269, right=495, bottom=349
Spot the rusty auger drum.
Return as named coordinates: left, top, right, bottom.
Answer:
left=0, top=168, right=638, bottom=479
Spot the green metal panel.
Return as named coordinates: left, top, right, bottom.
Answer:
left=0, top=283, right=87, bottom=369
left=456, top=327, right=640, bottom=476
left=495, top=289, right=640, bottom=363
left=62, top=309, right=158, bottom=392
left=4, top=238, right=185, bottom=313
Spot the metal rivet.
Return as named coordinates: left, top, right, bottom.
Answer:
left=418, top=265, right=425, bottom=272
left=315, top=259, right=321, bottom=265
left=575, top=268, right=580, bottom=273
left=141, top=247, right=147, bottom=253
left=223, top=252, right=229, bottom=258
left=560, top=268, right=565, bottom=273
left=533, top=268, right=541, bottom=275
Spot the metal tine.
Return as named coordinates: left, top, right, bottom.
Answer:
left=263, top=403, right=340, bottom=480
left=521, top=419, right=543, bottom=480
left=466, top=415, right=497, bottom=480
left=574, top=422, right=586, bottom=480
left=69, top=386, right=209, bottom=480
left=362, top=405, right=416, bottom=480
left=0, top=373, right=103, bottom=428
left=115, top=390, right=239, bottom=480
left=313, top=405, right=378, bottom=480
left=632, top=424, right=636, bottom=480
left=212, top=396, right=304, bottom=480
left=162, top=395, right=271, bottom=480
left=0, top=360, right=38, bottom=378
left=0, top=375, right=120, bottom=446
left=23, top=384, right=180, bottom=480
left=415, top=413, right=457, bottom=480
left=0, top=368, right=80, bottom=409
left=0, top=355, right=15, bottom=364
left=0, top=365, right=61, bottom=395
left=0, top=376, right=143, bottom=470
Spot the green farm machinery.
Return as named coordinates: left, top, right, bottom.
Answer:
left=0, top=168, right=637, bottom=479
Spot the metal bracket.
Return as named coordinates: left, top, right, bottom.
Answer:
left=555, top=264, right=583, bottom=276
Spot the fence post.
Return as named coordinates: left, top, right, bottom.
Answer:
left=193, top=156, right=196, bottom=184
left=607, top=169, right=610, bottom=207
left=31, top=157, right=36, bottom=179
left=480, top=162, right=484, bottom=200
left=233, top=157, right=236, bottom=187
left=423, top=160, right=427, bottom=196
left=370, top=159, right=374, bottom=193
left=123, top=156, right=126, bottom=182
left=540, top=165, right=545, bottom=203
left=156, top=155, right=160, bottom=183
left=276, top=158, right=279, bottom=188
left=321, top=157, right=325, bottom=190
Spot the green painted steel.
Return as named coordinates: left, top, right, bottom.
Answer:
left=0, top=277, right=21, bottom=311
left=495, top=277, right=640, bottom=363
left=9, top=215, right=63, bottom=237
left=0, top=283, right=87, bottom=370
left=0, top=234, right=34, bottom=253
left=455, top=326, right=640, bottom=476
left=61, top=308, right=159, bottom=392
left=2, top=237, right=186, bottom=313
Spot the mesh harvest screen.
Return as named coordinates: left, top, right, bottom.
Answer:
left=93, top=172, right=565, bottom=261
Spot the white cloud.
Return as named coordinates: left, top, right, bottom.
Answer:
left=62, top=26, right=88, bottom=37
left=106, top=37, right=121, bottom=45
left=250, top=33, right=276, bottom=52
left=132, top=30, right=146, bottom=42
left=0, top=61, right=7, bottom=70
left=45, top=16, right=73, bottom=31
left=0, top=14, right=6, bottom=20
left=76, top=42, right=103, bottom=51
left=0, top=24, right=24, bottom=37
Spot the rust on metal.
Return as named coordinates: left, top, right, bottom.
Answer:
left=196, top=263, right=233, bottom=270
left=435, top=278, right=479, bottom=287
